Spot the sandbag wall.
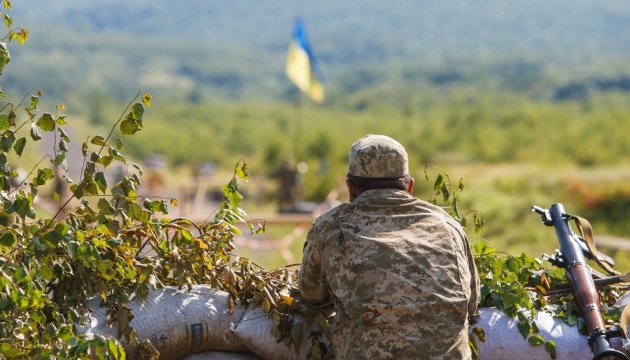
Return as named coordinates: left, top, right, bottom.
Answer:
left=80, top=286, right=251, bottom=360
left=81, top=285, right=630, bottom=360
left=476, top=308, right=629, bottom=360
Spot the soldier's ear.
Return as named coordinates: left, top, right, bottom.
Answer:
left=346, top=178, right=357, bottom=199
left=407, top=177, right=414, bottom=194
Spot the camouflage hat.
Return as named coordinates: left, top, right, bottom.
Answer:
left=347, top=134, right=409, bottom=178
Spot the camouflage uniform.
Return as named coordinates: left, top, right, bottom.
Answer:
left=298, top=135, right=479, bottom=359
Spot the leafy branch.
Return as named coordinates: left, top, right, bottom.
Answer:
left=424, top=165, right=485, bottom=234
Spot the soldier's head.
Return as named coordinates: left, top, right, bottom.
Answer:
left=346, top=134, right=414, bottom=199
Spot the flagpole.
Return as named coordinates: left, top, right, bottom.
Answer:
left=285, top=17, right=324, bottom=161
left=295, top=92, right=304, bottom=162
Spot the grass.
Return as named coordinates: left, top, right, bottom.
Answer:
left=228, top=162, right=630, bottom=275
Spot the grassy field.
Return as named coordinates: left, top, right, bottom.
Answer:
left=226, top=162, right=630, bottom=274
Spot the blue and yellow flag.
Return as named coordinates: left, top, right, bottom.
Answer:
left=286, top=18, right=325, bottom=103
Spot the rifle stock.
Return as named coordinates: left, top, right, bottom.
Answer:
left=534, top=203, right=628, bottom=360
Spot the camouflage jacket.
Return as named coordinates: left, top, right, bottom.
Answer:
left=299, top=188, right=480, bottom=359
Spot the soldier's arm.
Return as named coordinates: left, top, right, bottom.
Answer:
left=448, top=218, right=480, bottom=316
left=465, top=236, right=480, bottom=316
left=298, top=227, right=330, bottom=305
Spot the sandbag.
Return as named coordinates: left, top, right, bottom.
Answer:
left=180, top=351, right=262, bottom=360
left=476, top=307, right=630, bottom=360
left=80, top=286, right=248, bottom=360
left=231, top=305, right=312, bottom=360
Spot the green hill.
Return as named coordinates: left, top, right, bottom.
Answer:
left=5, top=0, right=630, bottom=102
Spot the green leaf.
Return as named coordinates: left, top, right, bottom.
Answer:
left=68, top=308, right=80, bottom=323
left=43, top=229, right=62, bottom=247
left=55, top=221, right=69, bottom=236
left=77, top=243, right=93, bottom=262
left=147, top=199, right=168, bottom=213
left=36, top=113, right=55, bottom=131
left=107, top=238, right=122, bottom=247
left=27, top=95, right=39, bottom=112
left=32, top=236, right=48, bottom=251
left=54, top=153, right=66, bottom=169
left=181, top=228, right=193, bottom=241
left=236, top=162, right=249, bottom=180
left=106, top=338, right=121, bottom=358
left=95, top=172, right=108, bottom=194
left=66, top=241, right=79, bottom=258
left=229, top=189, right=243, bottom=208
left=433, top=174, right=444, bottom=190
left=131, top=103, right=145, bottom=120
left=0, top=153, right=8, bottom=175
left=30, top=124, right=41, bottom=140
left=527, top=334, right=545, bottom=346
left=544, top=340, right=557, bottom=360
left=108, top=146, right=125, bottom=162
left=91, top=135, right=106, bottom=146
left=0, top=175, right=9, bottom=191
left=129, top=203, right=150, bottom=224
left=505, top=257, right=520, bottom=273
left=58, top=126, right=70, bottom=141
left=97, top=155, right=113, bottom=168
left=0, top=42, right=10, bottom=76
left=13, top=137, right=26, bottom=156
left=0, top=114, right=10, bottom=130
left=97, top=198, right=116, bottom=215
left=290, top=320, right=311, bottom=346
left=84, top=162, right=96, bottom=177
left=0, top=231, right=15, bottom=246
left=59, top=139, right=68, bottom=152
left=132, top=163, right=143, bottom=176
left=34, top=168, right=54, bottom=186
left=473, top=242, right=494, bottom=255
left=517, top=319, right=532, bottom=339
left=12, top=196, right=31, bottom=219
left=120, top=113, right=142, bottom=135
left=40, top=265, right=54, bottom=281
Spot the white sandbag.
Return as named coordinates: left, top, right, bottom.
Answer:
left=180, top=351, right=263, bottom=360
left=80, top=286, right=248, bottom=360
left=476, top=307, right=630, bottom=360
left=231, top=305, right=311, bottom=360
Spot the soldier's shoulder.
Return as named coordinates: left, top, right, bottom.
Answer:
left=313, top=202, right=353, bottom=225
left=412, top=198, right=452, bottom=217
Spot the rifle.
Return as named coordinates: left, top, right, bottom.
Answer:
left=532, top=203, right=629, bottom=360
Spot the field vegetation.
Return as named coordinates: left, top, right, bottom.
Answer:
left=6, top=0, right=630, bottom=269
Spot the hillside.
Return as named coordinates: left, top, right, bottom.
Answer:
left=2, top=1, right=630, bottom=272
left=5, top=0, right=630, bottom=103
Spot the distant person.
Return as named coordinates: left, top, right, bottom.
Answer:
left=145, top=153, right=166, bottom=195
left=273, top=157, right=299, bottom=213
left=111, top=163, right=126, bottom=185
left=299, top=134, right=480, bottom=359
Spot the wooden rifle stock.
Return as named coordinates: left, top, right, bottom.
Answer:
left=536, top=203, right=628, bottom=360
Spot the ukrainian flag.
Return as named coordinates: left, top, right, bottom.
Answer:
left=286, top=18, right=325, bottom=103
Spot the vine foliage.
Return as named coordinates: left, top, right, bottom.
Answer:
left=470, top=242, right=628, bottom=359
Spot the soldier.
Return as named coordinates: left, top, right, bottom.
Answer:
left=273, top=157, right=299, bottom=213
left=298, top=134, right=480, bottom=359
